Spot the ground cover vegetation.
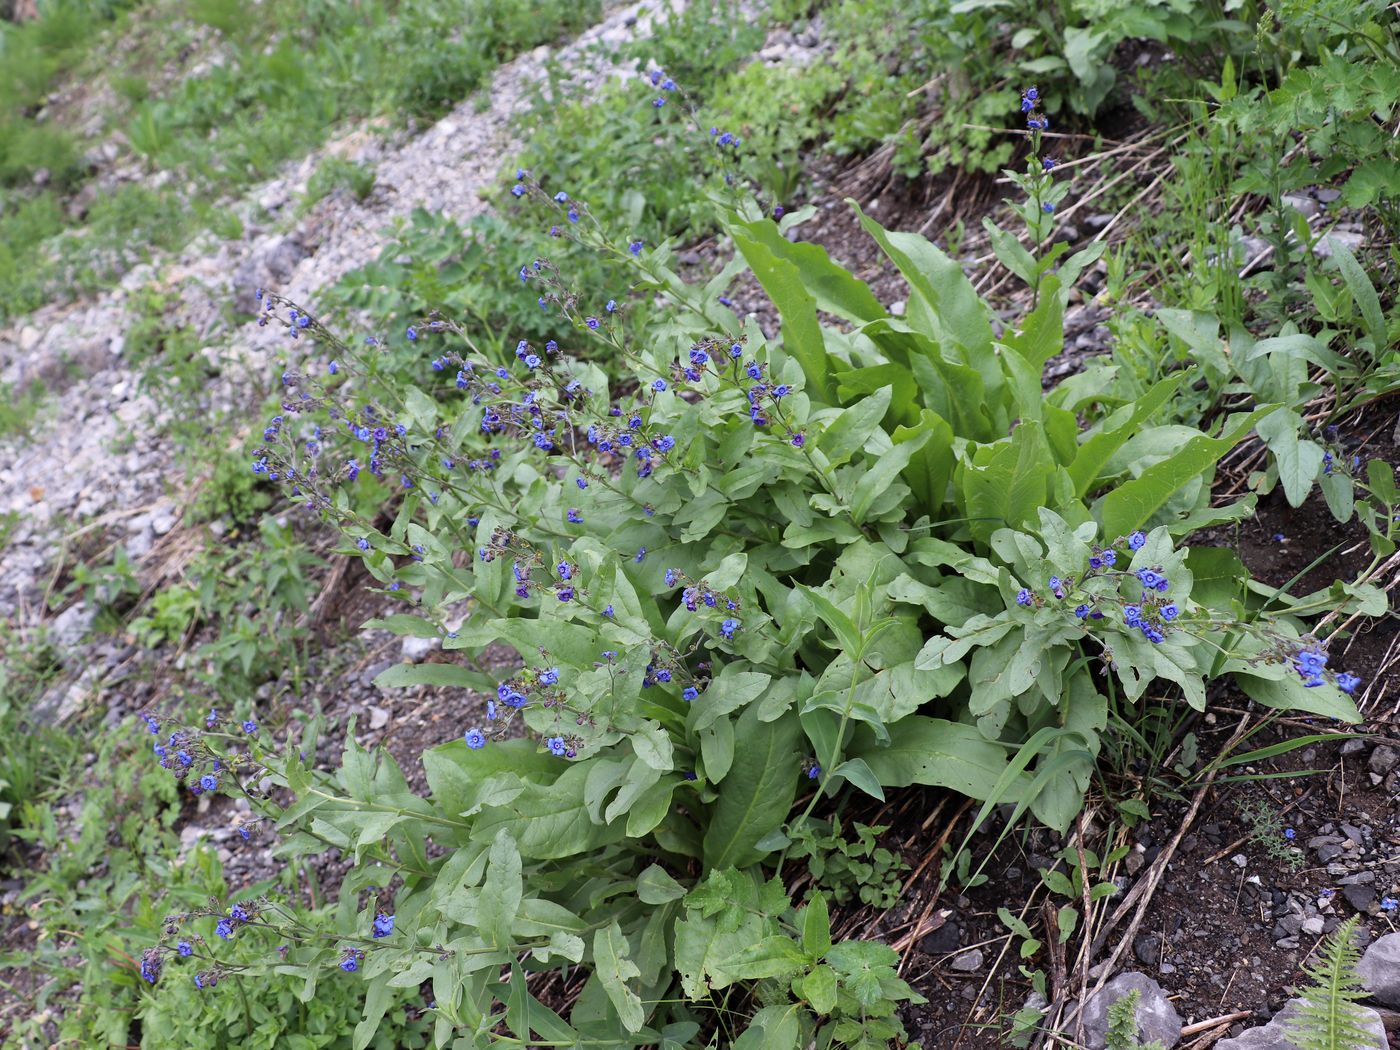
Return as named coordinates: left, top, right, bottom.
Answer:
left=2, top=0, right=1399, bottom=1047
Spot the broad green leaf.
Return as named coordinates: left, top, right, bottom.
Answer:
left=730, top=217, right=887, bottom=324
left=373, top=662, right=495, bottom=692
left=689, top=668, right=772, bottom=732
left=593, top=921, right=645, bottom=1033
left=702, top=708, right=802, bottom=870
left=717, top=936, right=809, bottom=981
left=479, top=830, right=522, bottom=950
left=1236, top=673, right=1361, bottom=723
left=803, top=964, right=838, bottom=1014
left=848, top=716, right=1026, bottom=801
left=352, top=973, right=392, bottom=1050
left=832, top=757, right=885, bottom=801
left=803, top=893, right=832, bottom=957
left=637, top=864, right=687, bottom=905
left=1098, top=406, right=1277, bottom=539
left=1328, top=236, right=1384, bottom=353
left=1068, top=374, right=1184, bottom=495
left=730, top=227, right=833, bottom=402
left=818, top=386, right=892, bottom=466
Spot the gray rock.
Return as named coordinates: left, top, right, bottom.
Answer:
left=1213, top=997, right=1386, bottom=1049
left=949, top=948, right=983, bottom=972
left=1080, top=972, right=1182, bottom=1050
left=1135, top=933, right=1162, bottom=965
left=1369, top=745, right=1398, bottom=775
left=1281, top=193, right=1319, bottom=219
left=1340, top=738, right=1367, bottom=755
left=401, top=635, right=436, bottom=662
left=1343, top=884, right=1377, bottom=912
left=1301, top=916, right=1325, bottom=936
left=49, top=601, right=95, bottom=652
left=918, top=920, right=961, bottom=956
left=1358, top=932, right=1400, bottom=1008
left=1315, top=229, right=1365, bottom=258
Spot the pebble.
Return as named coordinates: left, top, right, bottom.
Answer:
left=949, top=948, right=983, bottom=972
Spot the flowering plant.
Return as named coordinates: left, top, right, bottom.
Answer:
left=128, top=79, right=1370, bottom=1048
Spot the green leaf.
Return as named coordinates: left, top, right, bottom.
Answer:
left=1068, top=374, right=1184, bottom=495
left=832, top=757, right=886, bottom=801
left=702, top=708, right=802, bottom=870
left=730, top=218, right=887, bottom=324
left=373, top=662, right=494, bottom=691
left=730, top=227, right=833, bottom=402
left=479, top=830, right=522, bottom=950
left=802, top=893, right=832, bottom=957
left=352, top=973, right=393, bottom=1050
left=637, top=864, right=687, bottom=905
left=848, top=716, right=1027, bottom=801
left=593, top=921, right=646, bottom=1033
left=850, top=201, right=997, bottom=389
left=1098, top=407, right=1276, bottom=538
left=1328, top=236, right=1384, bottom=353
left=819, top=386, right=892, bottom=466
left=802, top=964, right=838, bottom=1014
left=1235, top=673, right=1361, bottom=724
left=689, top=668, right=771, bottom=732
left=717, top=936, right=809, bottom=981
left=1258, top=409, right=1324, bottom=507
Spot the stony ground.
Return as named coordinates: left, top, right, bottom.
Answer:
left=3, top=2, right=1398, bottom=1046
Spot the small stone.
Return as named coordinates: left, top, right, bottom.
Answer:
left=1080, top=972, right=1182, bottom=1050
left=1314, top=229, right=1364, bottom=258
left=1369, top=745, right=1398, bottom=775
left=919, top=920, right=961, bottom=956
left=1340, top=739, right=1367, bottom=755
left=949, top=948, right=983, bottom=972
left=1134, top=933, right=1162, bottom=965
left=1214, top=998, right=1386, bottom=1049
left=1232, top=853, right=1248, bottom=868
left=1359, top=933, right=1400, bottom=1008
left=368, top=706, right=390, bottom=730
left=401, top=635, right=436, bottom=662
left=1301, top=917, right=1325, bottom=936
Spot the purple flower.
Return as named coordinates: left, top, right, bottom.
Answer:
left=629, top=240, right=643, bottom=255
left=1160, top=603, right=1179, bottom=621
left=406, top=326, right=418, bottom=341
left=1074, top=604, right=1089, bottom=619
left=373, top=913, right=395, bottom=938
left=1128, top=531, right=1146, bottom=551
left=1016, top=589, right=1033, bottom=606
left=665, top=568, right=679, bottom=587
left=1336, top=672, right=1360, bottom=694
left=464, top=728, right=486, bottom=749
left=177, top=941, right=193, bottom=957
left=567, top=508, right=583, bottom=524
left=242, top=719, right=257, bottom=734
left=720, top=618, right=739, bottom=639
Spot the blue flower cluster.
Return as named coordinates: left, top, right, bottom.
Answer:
left=1294, top=647, right=1360, bottom=693
left=1016, top=531, right=1175, bottom=644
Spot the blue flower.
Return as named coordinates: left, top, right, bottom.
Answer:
left=557, top=561, right=572, bottom=581
left=558, top=587, right=574, bottom=602
left=194, top=973, right=205, bottom=989
left=1124, top=605, right=1142, bottom=627
left=1381, top=897, right=1398, bottom=912
left=683, top=687, right=699, bottom=701
left=655, top=668, right=673, bottom=683
left=340, top=950, right=362, bottom=972
left=1336, top=672, right=1360, bottom=694
left=1128, top=531, right=1146, bottom=551
left=554, top=191, right=569, bottom=202
left=606, top=299, right=617, bottom=312
left=373, top=913, right=395, bottom=938
left=215, top=919, right=234, bottom=940
left=1136, top=569, right=1162, bottom=589
left=1074, top=604, right=1089, bottom=619
left=567, top=508, right=583, bottom=524
left=1284, top=828, right=1296, bottom=841
left=652, top=379, right=667, bottom=392
left=540, top=667, right=560, bottom=685
left=242, top=719, right=257, bottom=734
left=511, top=184, right=524, bottom=198
left=230, top=903, right=250, bottom=922
left=406, top=326, right=418, bottom=341
left=635, top=547, right=646, bottom=563
left=1041, top=202, right=1055, bottom=213
left=177, top=941, right=193, bottom=957
left=546, top=736, right=567, bottom=756
left=199, top=774, right=218, bottom=792
left=328, top=360, right=338, bottom=374
left=1161, top=603, right=1179, bottom=621
left=1296, top=649, right=1328, bottom=676
left=1042, top=157, right=1057, bottom=170
left=629, top=240, right=643, bottom=255
left=1016, top=589, right=1033, bottom=606
left=720, top=618, right=740, bottom=639
left=603, top=604, right=615, bottom=617
left=806, top=764, right=821, bottom=780
left=464, top=728, right=486, bottom=749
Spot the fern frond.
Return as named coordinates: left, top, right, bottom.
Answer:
left=1285, top=916, right=1376, bottom=1050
